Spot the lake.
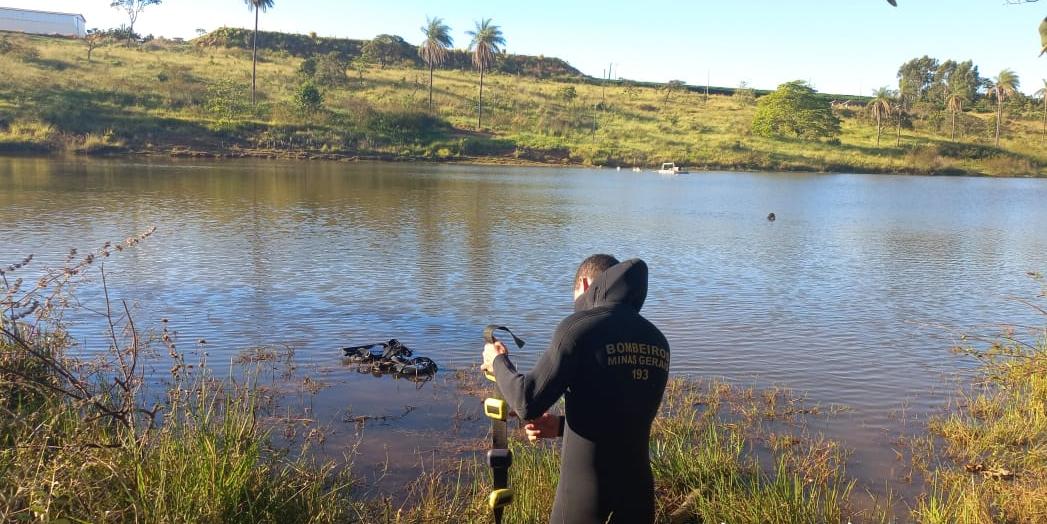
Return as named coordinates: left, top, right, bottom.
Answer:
left=3, top=156, right=1046, bottom=496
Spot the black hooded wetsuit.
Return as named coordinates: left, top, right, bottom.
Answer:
left=492, top=259, right=670, bottom=524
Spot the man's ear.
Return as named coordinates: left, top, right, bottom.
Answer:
left=582, top=277, right=591, bottom=292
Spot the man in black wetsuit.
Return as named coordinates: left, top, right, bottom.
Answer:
left=481, top=255, right=670, bottom=524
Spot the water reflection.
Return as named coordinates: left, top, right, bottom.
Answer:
left=3, top=156, right=1047, bottom=494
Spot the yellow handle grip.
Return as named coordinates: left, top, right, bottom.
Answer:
left=488, top=488, right=514, bottom=510
left=484, top=398, right=509, bottom=421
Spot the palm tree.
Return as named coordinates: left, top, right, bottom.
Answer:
left=1035, top=79, right=1047, bottom=140
left=868, top=87, right=893, bottom=147
left=945, top=90, right=965, bottom=142
left=419, top=17, right=453, bottom=113
left=467, top=19, right=505, bottom=130
left=244, top=0, right=274, bottom=106
left=895, top=101, right=905, bottom=147
left=987, top=69, right=1020, bottom=148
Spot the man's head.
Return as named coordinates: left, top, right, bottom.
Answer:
left=574, top=254, right=620, bottom=300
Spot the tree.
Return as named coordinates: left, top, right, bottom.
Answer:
left=947, top=60, right=981, bottom=104
left=662, top=80, right=686, bottom=105
left=892, top=93, right=907, bottom=147
left=987, top=69, right=1020, bottom=147
left=99, top=26, right=139, bottom=43
left=298, top=56, right=317, bottom=77
left=362, top=35, right=413, bottom=68
left=349, top=56, right=371, bottom=79
left=928, top=59, right=958, bottom=103
left=893, top=56, right=980, bottom=107
left=556, top=86, right=578, bottom=104
left=945, top=89, right=965, bottom=141
left=244, top=0, right=274, bottom=106
left=868, top=87, right=893, bottom=147
left=312, top=53, right=347, bottom=87
left=467, top=19, right=505, bottom=130
left=205, top=79, right=249, bottom=131
left=419, top=17, right=453, bottom=113
left=734, top=81, right=756, bottom=107
left=622, top=81, right=641, bottom=100
left=110, top=0, right=161, bottom=47
left=751, top=81, right=841, bottom=140
left=897, top=56, right=938, bottom=106
left=84, top=29, right=108, bottom=62
left=1035, top=79, right=1047, bottom=139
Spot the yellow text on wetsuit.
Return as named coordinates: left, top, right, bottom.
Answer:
left=605, top=342, right=670, bottom=372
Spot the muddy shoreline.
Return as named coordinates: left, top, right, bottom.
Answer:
left=0, top=145, right=1028, bottom=178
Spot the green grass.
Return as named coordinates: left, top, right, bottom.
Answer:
left=0, top=120, right=55, bottom=153
left=365, top=379, right=871, bottom=524
left=649, top=382, right=856, bottom=523
left=910, top=319, right=1047, bottom=523
left=0, top=236, right=356, bottom=523
left=0, top=32, right=1044, bottom=176
left=78, top=129, right=126, bottom=154
left=0, top=337, right=355, bottom=523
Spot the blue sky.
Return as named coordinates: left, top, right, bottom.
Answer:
left=18, top=1, right=1046, bottom=95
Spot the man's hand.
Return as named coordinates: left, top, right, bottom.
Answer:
left=524, top=413, right=562, bottom=442
left=481, top=341, right=509, bottom=374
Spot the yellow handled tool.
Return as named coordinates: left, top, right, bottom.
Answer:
left=482, top=325, right=525, bottom=524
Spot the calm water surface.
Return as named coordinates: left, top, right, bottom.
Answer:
left=3, top=157, right=1046, bottom=495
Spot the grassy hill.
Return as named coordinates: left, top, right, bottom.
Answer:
left=0, top=31, right=1044, bottom=176
left=197, top=27, right=585, bottom=79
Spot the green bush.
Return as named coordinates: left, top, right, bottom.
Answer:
left=556, top=86, right=578, bottom=103
left=294, top=81, right=324, bottom=114
left=364, top=111, right=448, bottom=146
left=752, top=81, right=841, bottom=140
left=935, top=141, right=998, bottom=160
left=297, top=56, right=317, bottom=77
left=204, top=80, right=250, bottom=131
left=313, top=53, right=348, bottom=87
left=360, top=34, right=414, bottom=68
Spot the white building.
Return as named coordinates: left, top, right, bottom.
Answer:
left=0, top=7, right=86, bottom=39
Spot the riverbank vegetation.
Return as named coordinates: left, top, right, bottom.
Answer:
left=0, top=29, right=1044, bottom=176
left=386, top=377, right=866, bottom=524
left=0, top=235, right=355, bottom=522
left=910, top=279, right=1047, bottom=523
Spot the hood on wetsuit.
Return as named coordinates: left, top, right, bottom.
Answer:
left=574, top=258, right=649, bottom=313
